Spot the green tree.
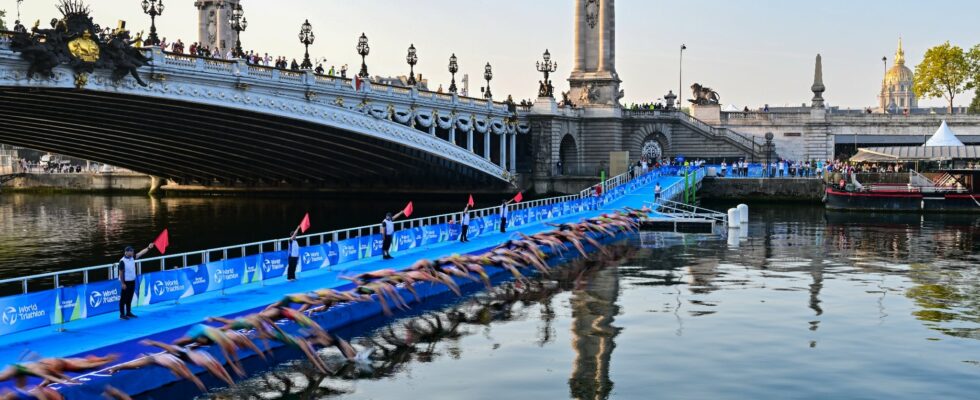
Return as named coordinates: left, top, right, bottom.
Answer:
left=0, top=10, right=6, bottom=31
left=913, top=41, right=970, bottom=113
left=967, top=44, right=980, bottom=114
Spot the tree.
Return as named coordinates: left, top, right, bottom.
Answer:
left=0, top=10, right=6, bottom=31
left=967, top=44, right=980, bottom=114
left=913, top=41, right=970, bottom=113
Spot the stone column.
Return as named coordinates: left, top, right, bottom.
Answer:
left=509, top=133, right=517, bottom=172
left=467, top=129, right=474, bottom=152
left=449, top=125, right=456, bottom=146
left=215, top=2, right=225, bottom=54
left=499, top=132, right=507, bottom=169
left=574, top=0, right=586, bottom=72
left=607, top=0, right=615, bottom=73
left=597, top=0, right=608, bottom=72
left=483, top=131, right=491, bottom=160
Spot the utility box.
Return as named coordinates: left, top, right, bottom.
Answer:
left=609, top=151, right=630, bottom=176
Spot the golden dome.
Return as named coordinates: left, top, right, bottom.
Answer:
left=883, top=37, right=913, bottom=87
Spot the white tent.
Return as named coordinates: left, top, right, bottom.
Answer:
left=722, top=104, right=740, bottom=112
left=924, top=120, right=965, bottom=147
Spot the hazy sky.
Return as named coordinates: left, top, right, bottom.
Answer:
left=7, top=0, right=979, bottom=108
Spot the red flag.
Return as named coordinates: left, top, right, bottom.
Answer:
left=512, top=192, right=523, bottom=203
left=154, top=229, right=170, bottom=254
left=403, top=201, right=414, bottom=217
left=467, top=194, right=475, bottom=207
left=298, top=213, right=311, bottom=233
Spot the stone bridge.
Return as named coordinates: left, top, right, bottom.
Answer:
left=0, top=39, right=529, bottom=190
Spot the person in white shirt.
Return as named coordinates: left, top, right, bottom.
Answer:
left=654, top=182, right=662, bottom=201
left=286, top=229, right=300, bottom=280
left=381, top=211, right=405, bottom=259
left=499, top=199, right=515, bottom=233
left=118, top=243, right=153, bottom=320
left=459, top=205, right=471, bottom=242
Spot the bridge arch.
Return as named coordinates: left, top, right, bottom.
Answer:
left=630, top=124, right=671, bottom=161
left=0, top=48, right=526, bottom=189
left=559, top=133, right=580, bottom=174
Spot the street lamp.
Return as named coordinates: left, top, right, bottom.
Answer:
left=448, top=53, right=459, bottom=94
left=298, top=19, right=315, bottom=70
left=482, top=62, right=493, bottom=99
left=679, top=44, right=686, bottom=102
left=536, top=49, right=558, bottom=98
left=228, top=3, right=247, bottom=58
left=141, top=0, right=165, bottom=47
left=356, top=33, right=370, bottom=78
left=406, top=44, right=418, bottom=86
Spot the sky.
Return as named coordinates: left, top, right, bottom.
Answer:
left=5, top=0, right=979, bottom=109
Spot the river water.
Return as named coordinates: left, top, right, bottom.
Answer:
left=190, top=201, right=977, bottom=399
left=3, top=195, right=980, bottom=398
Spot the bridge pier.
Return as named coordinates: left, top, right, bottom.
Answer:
left=509, top=132, right=517, bottom=172
left=499, top=132, right=507, bottom=169
left=148, top=176, right=165, bottom=195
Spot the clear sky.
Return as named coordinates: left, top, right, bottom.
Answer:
left=6, top=0, right=979, bottom=109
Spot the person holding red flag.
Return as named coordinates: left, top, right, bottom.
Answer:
left=499, top=194, right=520, bottom=233
left=381, top=202, right=412, bottom=260
left=286, top=214, right=310, bottom=281
left=118, top=241, right=155, bottom=320
left=459, top=205, right=472, bottom=243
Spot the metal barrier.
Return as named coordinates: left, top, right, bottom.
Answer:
left=0, top=166, right=688, bottom=295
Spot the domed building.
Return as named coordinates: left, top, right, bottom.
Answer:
left=878, top=38, right=917, bottom=113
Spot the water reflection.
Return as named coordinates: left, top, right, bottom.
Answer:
left=201, top=246, right=637, bottom=400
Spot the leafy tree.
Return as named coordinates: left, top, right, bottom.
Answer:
left=0, top=10, right=6, bottom=31
left=913, top=41, right=970, bottom=113
left=967, top=45, right=980, bottom=114
left=969, top=93, right=980, bottom=114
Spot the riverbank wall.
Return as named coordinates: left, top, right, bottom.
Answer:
left=699, top=177, right=824, bottom=202
left=1, top=173, right=152, bottom=193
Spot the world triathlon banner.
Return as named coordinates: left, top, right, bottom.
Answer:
left=0, top=166, right=668, bottom=335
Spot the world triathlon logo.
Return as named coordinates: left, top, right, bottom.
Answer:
left=152, top=280, right=166, bottom=296
left=89, top=291, right=103, bottom=308
left=1, top=307, right=17, bottom=325
left=302, top=252, right=312, bottom=265
left=263, top=258, right=272, bottom=273
left=213, top=270, right=223, bottom=285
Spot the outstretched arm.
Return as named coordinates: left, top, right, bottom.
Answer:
left=135, top=243, right=153, bottom=260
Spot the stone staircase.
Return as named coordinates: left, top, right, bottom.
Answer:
left=671, top=113, right=770, bottom=160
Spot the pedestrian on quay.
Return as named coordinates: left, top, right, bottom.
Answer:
left=286, top=228, right=300, bottom=281
left=118, top=243, right=154, bottom=320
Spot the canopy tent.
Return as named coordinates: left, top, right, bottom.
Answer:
left=924, top=120, right=965, bottom=147
left=722, top=104, right=741, bottom=112
left=850, top=145, right=980, bottom=162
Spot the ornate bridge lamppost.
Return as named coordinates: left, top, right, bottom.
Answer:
left=356, top=33, right=370, bottom=78
left=448, top=53, right=459, bottom=94
left=229, top=3, right=247, bottom=58
left=406, top=44, right=419, bottom=86
left=299, top=19, right=315, bottom=70
left=536, top=49, right=558, bottom=98
left=481, top=62, right=493, bottom=99
left=141, top=0, right=165, bottom=46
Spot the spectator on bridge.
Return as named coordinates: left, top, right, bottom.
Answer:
left=118, top=243, right=154, bottom=320
left=341, top=65, right=348, bottom=78
left=172, top=39, right=185, bottom=54
left=315, top=64, right=325, bottom=75
left=290, top=59, right=300, bottom=70
left=286, top=229, right=300, bottom=281
left=328, top=65, right=336, bottom=76
left=778, top=160, right=785, bottom=177
left=189, top=42, right=198, bottom=56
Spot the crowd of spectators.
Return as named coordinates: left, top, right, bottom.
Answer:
left=158, top=37, right=350, bottom=77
